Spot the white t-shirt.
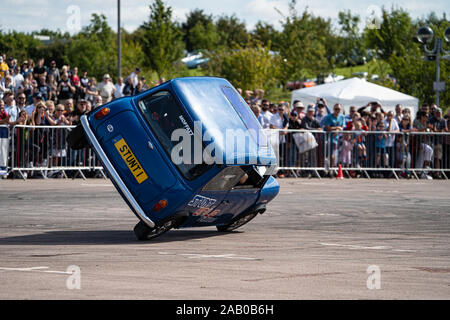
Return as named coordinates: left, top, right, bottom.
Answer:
left=260, top=110, right=273, bottom=129
left=114, top=83, right=125, bottom=99
left=13, top=73, right=24, bottom=92
left=383, top=118, right=400, bottom=147
left=270, top=112, right=286, bottom=144
left=5, top=105, right=19, bottom=122
left=98, top=81, right=115, bottom=102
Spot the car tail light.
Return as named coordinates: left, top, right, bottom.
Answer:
left=153, top=199, right=168, bottom=212
left=94, top=107, right=110, bottom=120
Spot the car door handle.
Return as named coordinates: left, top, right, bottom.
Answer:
left=147, top=141, right=154, bottom=150
left=221, top=200, right=230, bottom=204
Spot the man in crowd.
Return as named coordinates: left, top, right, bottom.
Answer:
left=301, top=105, right=323, bottom=131
left=57, top=72, right=75, bottom=105
left=15, top=93, right=27, bottom=111
left=12, top=66, right=24, bottom=94
left=270, top=104, right=289, bottom=176
left=33, top=58, right=47, bottom=80
left=38, top=75, right=51, bottom=101
left=24, top=92, right=44, bottom=116
left=430, top=107, right=448, bottom=173
left=128, top=67, right=141, bottom=89
left=0, top=56, right=9, bottom=79
left=259, top=100, right=273, bottom=129
left=114, top=77, right=125, bottom=99
left=292, top=101, right=306, bottom=119
left=394, top=104, right=403, bottom=124
left=47, top=60, right=60, bottom=83
left=323, top=103, right=345, bottom=168
left=97, top=74, right=115, bottom=103
left=93, top=95, right=103, bottom=109
left=345, top=106, right=357, bottom=124
left=3, top=92, right=19, bottom=123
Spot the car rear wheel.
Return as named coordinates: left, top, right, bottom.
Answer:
left=133, top=220, right=175, bottom=241
left=216, top=211, right=259, bottom=232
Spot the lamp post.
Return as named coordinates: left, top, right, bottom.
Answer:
left=416, top=26, right=450, bottom=106
left=117, top=0, right=121, bottom=80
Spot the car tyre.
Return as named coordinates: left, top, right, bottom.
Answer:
left=216, top=211, right=259, bottom=232
left=133, top=220, right=175, bottom=241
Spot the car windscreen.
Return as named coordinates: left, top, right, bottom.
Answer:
left=138, top=90, right=211, bottom=180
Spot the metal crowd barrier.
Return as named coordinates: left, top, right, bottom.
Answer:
left=9, top=125, right=105, bottom=180
left=272, top=129, right=450, bottom=180
left=0, top=125, right=10, bottom=176
left=1, top=125, right=449, bottom=180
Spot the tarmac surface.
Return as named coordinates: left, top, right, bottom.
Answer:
left=0, top=178, right=449, bottom=300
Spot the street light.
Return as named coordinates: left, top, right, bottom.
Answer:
left=417, top=26, right=450, bottom=106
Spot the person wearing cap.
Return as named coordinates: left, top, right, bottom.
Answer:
left=0, top=56, right=9, bottom=80
left=293, top=101, right=306, bottom=119
left=314, top=97, right=331, bottom=119
left=323, top=103, right=345, bottom=167
left=97, top=74, right=116, bottom=103
left=301, top=105, right=322, bottom=131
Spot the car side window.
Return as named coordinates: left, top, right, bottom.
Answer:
left=138, top=90, right=211, bottom=180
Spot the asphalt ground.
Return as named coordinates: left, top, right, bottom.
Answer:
left=0, top=178, right=449, bottom=299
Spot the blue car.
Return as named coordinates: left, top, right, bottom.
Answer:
left=70, top=77, right=279, bottom=240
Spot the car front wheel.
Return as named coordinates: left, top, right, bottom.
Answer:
left=216, top=212, right=259, bottom=232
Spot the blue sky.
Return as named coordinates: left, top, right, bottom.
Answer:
left=0, top=0, right=448, bottom=34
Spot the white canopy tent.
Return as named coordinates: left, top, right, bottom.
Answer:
left=291, top=77, right=419, bottom=116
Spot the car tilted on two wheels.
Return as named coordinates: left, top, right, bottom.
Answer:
left=69, top=77, right=279, bottom=240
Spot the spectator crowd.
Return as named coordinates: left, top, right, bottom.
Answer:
left=0, top=53, right=449, bottom=179
left=0, top=54, right=160, bottom=128
left=245, top=90, right=449, bottom=179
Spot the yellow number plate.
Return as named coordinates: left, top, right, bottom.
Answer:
left=114, top=138, right=148, bottom=184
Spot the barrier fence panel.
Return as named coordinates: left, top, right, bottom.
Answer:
left=1, top=125, right=449, bottom=180
left=272, top=129, right=327, bottom=178
left=273, top=129, right=450, bottom=179
left=0, top=125, right=10, bottom=176
left=10, top=125, right=105, bottom=180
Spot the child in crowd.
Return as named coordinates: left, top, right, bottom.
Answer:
left=353, top=120, right=367, bottom=167
left=376, top=121, right=388, bottom=168
left=339, top=132, right=355, bottom=168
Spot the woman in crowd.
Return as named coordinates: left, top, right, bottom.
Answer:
left=85, top=78, right=99, bottom=105
left=413, top=110, right=434, bottom=170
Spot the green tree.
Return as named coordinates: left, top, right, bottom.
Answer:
left=0, top=31, right=40, bottom=63
left=251, top=21, right=281, bottom=51
left=182, top=9, right=219, bottom=52
left=207, top=44, right=282, bottom=91
left=278, top=1, right=331, bottom=82
left=365, top=8, right=450, bottom=107
left=215, top=15, right=249, bottom=48
left=337, top=10, right=365, bottom=66
left=140, top=0, right=185, bottom=79
left=66, top=14, right=116, bottom=80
